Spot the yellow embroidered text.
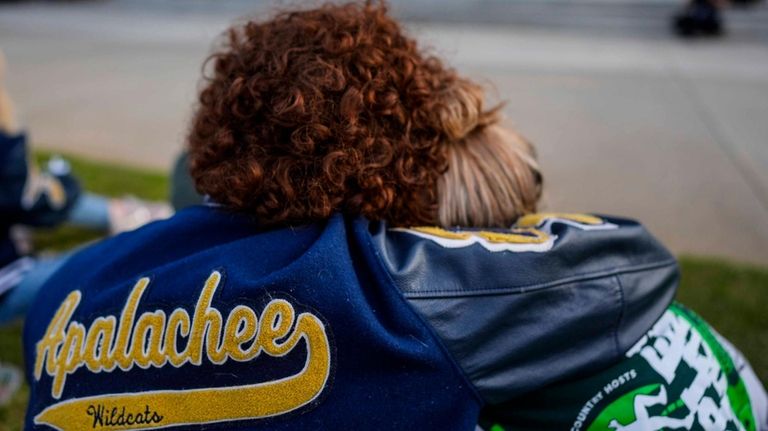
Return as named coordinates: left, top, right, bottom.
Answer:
left=32, top=271, right=332, bottom=430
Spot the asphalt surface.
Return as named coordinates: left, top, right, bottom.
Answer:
left=1, top=0, right=767, bottom=264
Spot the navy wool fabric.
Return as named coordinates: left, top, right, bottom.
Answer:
left=23, top=206, right=480, bottom=430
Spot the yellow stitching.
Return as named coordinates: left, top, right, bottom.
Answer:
left=410, top=226, right=472, bottom=240
left=223, top=305, right=259, bottom=362
left=83, top=316, right=117, bottom=372
left=475, top=228, right=549, bottom=244
left=34, top=312, right=331, bottom=430
left=165, top=309, right=191, bottom=367
left=407, top=226, right=550, bottom=245
left=515, top=213, right=603, bottom=228
left=131, top=311, right=167, bottom=369
left=33, top=271, right=332, bottom=415
left=35, top=290, right=80, bottom=380
left=256, top=299, right=295, bottom=356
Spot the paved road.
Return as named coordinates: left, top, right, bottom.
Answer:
left=1, top=0, right=767, bottom=264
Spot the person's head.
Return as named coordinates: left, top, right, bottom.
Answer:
left=431, top=78, right=541, bottom=227
left=188, top=1, right=541, bottom=229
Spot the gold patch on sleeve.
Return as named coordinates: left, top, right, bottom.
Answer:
left=394, top=226, right=556, bottom=252
left=515, top=213, right=605, bottom=228
left=394, top=213, right=616, bottom=253
left=32, top=271, right=332, bottom=430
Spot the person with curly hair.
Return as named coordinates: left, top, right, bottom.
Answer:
left=19, top=2, right=766, bottom=430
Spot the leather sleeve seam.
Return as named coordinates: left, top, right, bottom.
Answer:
left=612, top=274, right=627, bottom=359
left=361, top=224, right=486, bottom=405
left=402, top=259, right=677, bottom=299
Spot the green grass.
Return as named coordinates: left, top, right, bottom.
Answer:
left=34, top=151, right=169, bottom=200
left=0, top=153, right=767, bottom=430
left=676, top=256, right=768, bottom=382
left=30, top=151, right=169, bottom=252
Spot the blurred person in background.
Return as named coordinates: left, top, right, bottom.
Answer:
left=11, top=3, right=768, bottom=430
left=674, top=0, right=726, bottom=36
left=0, top=50, right=171, bottom=326
left=673, top=0, right=765, bottom=37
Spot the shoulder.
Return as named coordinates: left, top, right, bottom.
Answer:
left=49, top=206, right=259, bottom=286
left=370, top=213, right=676, bottom=296
left=366, top=213, right=679, bottom=403
left=47, top=206, right=332, bottom=290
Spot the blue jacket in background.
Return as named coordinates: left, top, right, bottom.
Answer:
left=0, top=131, right=80, bottom=297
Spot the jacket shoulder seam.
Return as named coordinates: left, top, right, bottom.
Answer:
left=360, top=223, right=486, bottom=404
left=402, top=259, right=678, bottom=299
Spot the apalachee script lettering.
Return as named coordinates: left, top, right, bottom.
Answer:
left=32, top=271, right=332, bottom=431
left=34, top=271, right=310, bottom=398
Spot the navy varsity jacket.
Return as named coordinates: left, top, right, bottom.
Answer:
left=22, top=206, right=767, bottom=430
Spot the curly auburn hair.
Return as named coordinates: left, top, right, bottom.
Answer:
left=188, top=1, right=499, bottom=227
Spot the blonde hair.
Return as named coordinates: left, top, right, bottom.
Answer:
left=432, top=79, right=542, bottom=228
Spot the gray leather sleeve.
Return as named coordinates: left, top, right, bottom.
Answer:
left=369, top=215, right=678, bottom=404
